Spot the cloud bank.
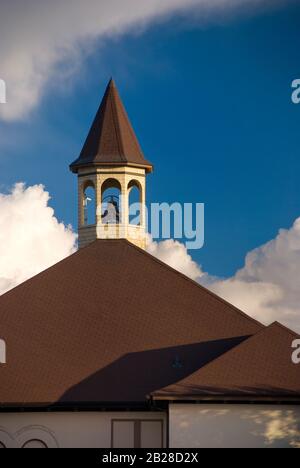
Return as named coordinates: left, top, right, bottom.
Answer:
left=0, top=184, right=77, bottom=294
left=148, top=221, right=300, bottom=333
left=208, top=219, right=300, bottom=332
left=0, top=0, right=291, bottom=121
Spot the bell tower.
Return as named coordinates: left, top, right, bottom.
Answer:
left=70, top=79, right=153, bottom=250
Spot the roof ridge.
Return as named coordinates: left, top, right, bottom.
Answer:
left=110, top=84, right=126, bottom=162
left=116, top=86, right=144, bottom=159
left=0, top=243, right=85, bottom=302
left=122, top=239, right=264, bottom=329
left=270, top=321, right=299, bottom=337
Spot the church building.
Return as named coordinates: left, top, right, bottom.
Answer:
left=0, top=80, right=299, bottom=448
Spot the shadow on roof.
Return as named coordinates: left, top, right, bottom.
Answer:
left=57, top=336, right=249, bottom=404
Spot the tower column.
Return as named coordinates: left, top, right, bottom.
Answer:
left=141, top=183, right=146, bottom=229
left=96, top=179, right=102, bottom=225
left=121, top=178, right=129, bottom=238
left=78, top=179, right=84, bottom=229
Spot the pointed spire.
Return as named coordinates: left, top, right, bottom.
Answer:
left=108, top=77, right=116, bottom=88
left=70, top=79, right=153, bottom=173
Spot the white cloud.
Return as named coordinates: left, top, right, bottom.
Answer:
left=209, top=218, right=300, bottom=332
left=148, top=219, right=300, bottom=333
left=0, top=0, right=290, bottom=121
left=0, top=183, right=77, bottom=295
left=147, top=237, right=205, bottom=281
left=209, top=280, right=285, bottom=325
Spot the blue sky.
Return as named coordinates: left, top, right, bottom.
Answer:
left=0, top=1, right=299, bottom=278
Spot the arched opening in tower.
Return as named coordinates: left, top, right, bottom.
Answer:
left=83, top=184, right=96, bottom=226
left=128, top=180, right=142, bottom=226
left=101, top=179, right=121, bottom=225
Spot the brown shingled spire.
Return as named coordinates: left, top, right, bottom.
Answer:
left=70, top=79, right=153, bottom=173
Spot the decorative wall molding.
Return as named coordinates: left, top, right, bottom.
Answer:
left=0, top=425, right=59, bottom=449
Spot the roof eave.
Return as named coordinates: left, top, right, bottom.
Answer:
left=70, top=160, right=154, bottom=174
left=151, top=394, right=300, bottom=403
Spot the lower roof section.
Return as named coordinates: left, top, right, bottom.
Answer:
left=152, top=323, right=300, bottom=400
left=0, top=239, right=262, bottom=406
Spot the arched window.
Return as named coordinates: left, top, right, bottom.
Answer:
left=0, top=339, right=6, bottom=364
left=82, top=181, right=96, bottom=226
left=128, top=180, right=142, bottom=226
left=101, top=179, right=121, bottom=225
left=22, top=439, right=48, bottom=448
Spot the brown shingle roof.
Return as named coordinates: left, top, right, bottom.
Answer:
left=0, top=240, right=262, bottom=407
left=153, top=322, right=300, bottom=399
left=70, top=79, right=153, bottom=173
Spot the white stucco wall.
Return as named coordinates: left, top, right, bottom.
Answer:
left=169, top=404, right=300, bottom=448
left=0, top=412, right=166, bottom=448
left=3, top=405, right=300, bottom=448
